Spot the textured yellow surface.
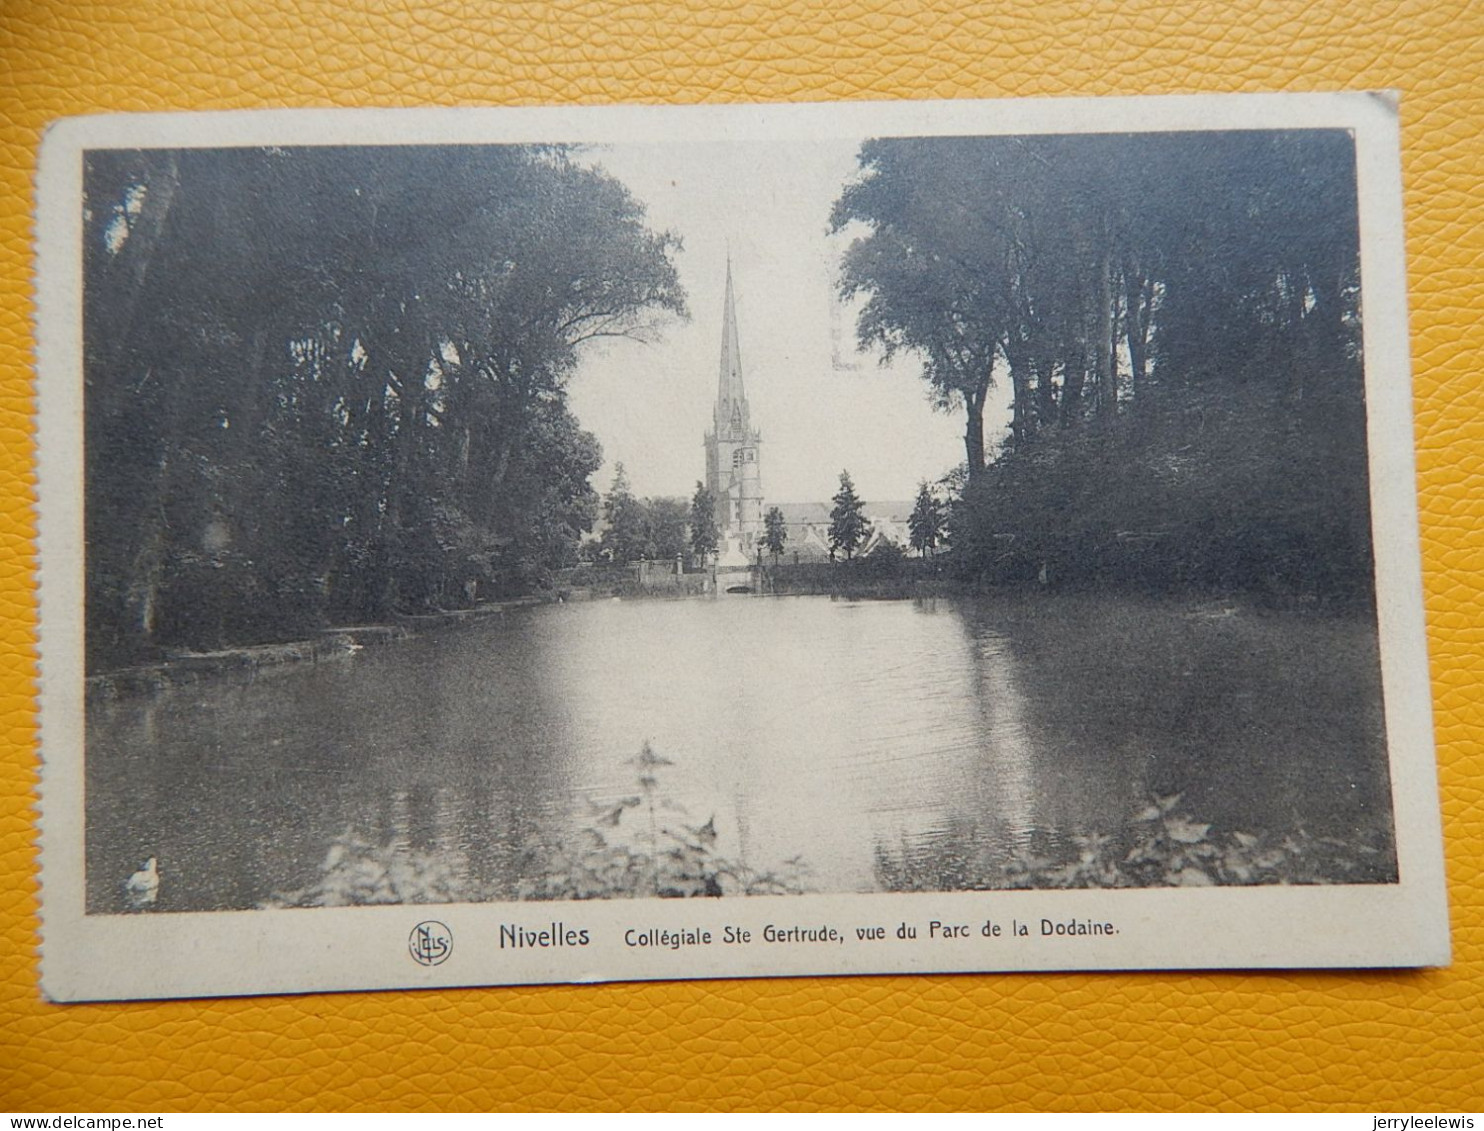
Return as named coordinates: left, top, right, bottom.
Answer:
left=3, top=0, right=1483, bottom=1112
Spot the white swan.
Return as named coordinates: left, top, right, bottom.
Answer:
left=125, top=856, right=159, bottom=909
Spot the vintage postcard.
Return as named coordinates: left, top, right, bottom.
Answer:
left=34, top=93, right=1449, bottom=1002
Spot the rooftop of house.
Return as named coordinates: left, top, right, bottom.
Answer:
left=771, top=500, right=914, bottom=526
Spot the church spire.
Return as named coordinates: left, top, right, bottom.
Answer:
left=703, top=258, right=763, bottom=551
left=716, top=258, right=747, bottom=434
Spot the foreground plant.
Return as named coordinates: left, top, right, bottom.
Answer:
left=261, top=833, right=468, bottom=908
left=519, top=742, right=810, bottom=900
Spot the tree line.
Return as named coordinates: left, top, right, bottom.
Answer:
left=590, top=465, right=707, bottom=566
left=595, top=468, right=925, bottom=568
left=832, top=130, right=1374, bottom=603
left=85, top=145, right=684, bottom=670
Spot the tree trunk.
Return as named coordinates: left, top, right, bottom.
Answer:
left=964, top=400, right=986, bottom=480
left=1061, top=350, right=1087, bottom=427
left=1034, top=354, right=1057, bottom=431
left=963, top=357, right=994, bottom=479
left=1005, top=338, right=1033, bottom=448
left=1123, top=260, right=1151, bottom=399
left=372, top=325, right=438, bottom=612
left=1096, top=238, right=1116, bottom=419
left=125, top=449, right=171, bottom=651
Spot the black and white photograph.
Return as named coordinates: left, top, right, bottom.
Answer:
left=35, top=95, right=1449, bottom=1001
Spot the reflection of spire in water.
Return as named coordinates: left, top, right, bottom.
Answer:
left=397, top=783, right=469, bottom=860
left=732, top=786, right=752, bottom=876
left=388, top=787, right=412, bottom=853
left=865, top=606, right=1046, bottom=892
left=431, top=784, right=473, bottom=893
left=968, top=633, right=1040, bottom=849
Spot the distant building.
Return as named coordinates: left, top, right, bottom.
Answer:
left=703, top=262, right=763, bottom=566
left=768, top=500, right=914, bottom=562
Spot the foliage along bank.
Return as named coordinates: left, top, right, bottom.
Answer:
left=85, top=145, right=685, bottom=671
left=834, top=130, right=1374, bottom=606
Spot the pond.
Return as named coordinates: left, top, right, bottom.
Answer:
left=86, top=592, right=1398, bottom=911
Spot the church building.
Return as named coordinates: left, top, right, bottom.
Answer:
left=703, top=263, right=764, bottom=565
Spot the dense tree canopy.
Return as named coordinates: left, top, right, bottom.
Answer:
left=85, top=144, right=686, bottom=669
left=594, top=468, right=691, bottom=565
left=832, top=130, right=1371, bottom=603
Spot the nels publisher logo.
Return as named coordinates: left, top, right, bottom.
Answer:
left=409, top=920, right=453, bottom=966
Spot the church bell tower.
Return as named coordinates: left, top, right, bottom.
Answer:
left=703, top=261, right=763, bottom=560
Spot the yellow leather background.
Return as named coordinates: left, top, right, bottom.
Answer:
left=3, top=0, right=1482, bottom=1112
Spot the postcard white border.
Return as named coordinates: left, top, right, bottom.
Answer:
left=34, top=92, right=1449, bottom=1002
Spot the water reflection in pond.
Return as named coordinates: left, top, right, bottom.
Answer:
left=86, top=593, right=1397, bottom=912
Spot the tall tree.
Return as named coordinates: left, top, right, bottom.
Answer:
left=600, top=464, right=649, bottom=563
left=908, top=482, right=945, bottom=558
left=643, top=497, right=690, bottom=562
left=828, top=471, right=869, bottom=561
left=763, top=506, right=788, bottom=563
left=831, top=138, right=1015, bottom=479
left=688, top=482, right=719, bottom=567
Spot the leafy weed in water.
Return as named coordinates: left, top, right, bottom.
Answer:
left=519, top=741, right=811, bottom=900
left=877, top=791, right=1392, bottom=892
